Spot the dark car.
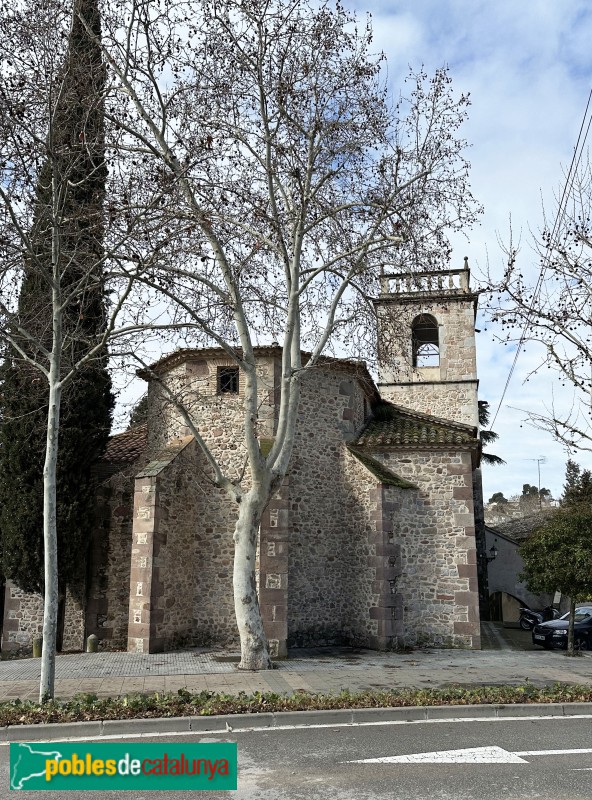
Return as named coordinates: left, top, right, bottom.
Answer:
left=532, top=605, right=592, bottom=651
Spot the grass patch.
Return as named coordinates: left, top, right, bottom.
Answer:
left=1, top=683, right=591, bottom=727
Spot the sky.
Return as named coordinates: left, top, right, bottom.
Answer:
left=113, top=0, right=592, bottom=503
left=343, top=0, right=592, bottom=502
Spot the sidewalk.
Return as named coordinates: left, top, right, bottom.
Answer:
left=0, top=624, right=589, bottom=702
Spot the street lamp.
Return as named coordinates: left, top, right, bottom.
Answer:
left=485, top=544, right=498, bottom=563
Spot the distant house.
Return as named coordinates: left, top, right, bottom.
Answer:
left=485, top=511, right=558, bottom=623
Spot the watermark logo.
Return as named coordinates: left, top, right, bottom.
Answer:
left=10, top=742, right=237, bottom=791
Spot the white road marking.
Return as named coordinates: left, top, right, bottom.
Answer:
left=515, top=749, right=592, bottom=756
left=0, top=714, right=590, bottom=746
left=350, top=746, right=527, bottom=764
left=349, top=745, right=592, bottom=765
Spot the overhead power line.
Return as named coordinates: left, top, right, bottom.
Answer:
left=490, top=88, right=592, bottom=430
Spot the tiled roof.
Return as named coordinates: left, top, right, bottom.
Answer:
left=352, top=402, right=478, bottom=450
left=101, top=425, right=147, bottom=464
left=487, top=510, right=557, bottom=542
left=136, top=436, right=194, bottom=478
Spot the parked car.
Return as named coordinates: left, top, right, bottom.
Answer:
left=532, top=605, right=592, bottom=650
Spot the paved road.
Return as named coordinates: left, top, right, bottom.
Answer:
left=3, top=712, right=591, bottom=798
left=481, top=622, right=540, bottom=651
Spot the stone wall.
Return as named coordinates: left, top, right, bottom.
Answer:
left=1, top=582, right=44, bottom=655
left=61, top=587, right=85, bottom=652
left=156, top=439, right=238, bottom=648
left=340, top=470, right=396, bottom=650
left=383, top=382, right=478, bottom=428
left=145, top=352, right=385, bottom=652
left=85, top=467, right=137, bottom=650
left=286, top=366, right=379, bottom=647
left=378, top=298, right=479, bottom=428
left=1, top=451, right=144, bottom=656
left=373, top=450, right=480, bottom=649
left=127, top=438, right=240, bottom=653
left=2, top=582, right=86, bottom=655
left=146, top=354, right=277, bottom=459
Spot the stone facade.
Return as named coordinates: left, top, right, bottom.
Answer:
left=86, top=465, right=138, bottom=650
left=127, top=436, right=240, bottom=653
left=1, top=265, right=484, bottom=656
left=286, top=369, right=377, bottom=648
left=1, top=584, right=44, bottom=654
left=375, top=452, right=479, bottom=648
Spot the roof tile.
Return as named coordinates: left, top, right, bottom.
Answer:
left=101, top=425, right=147, bottom=464
left=352, top=402, right=478, bottom=450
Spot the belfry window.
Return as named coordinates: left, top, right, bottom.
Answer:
left=412, top=314, right=439, bottom=367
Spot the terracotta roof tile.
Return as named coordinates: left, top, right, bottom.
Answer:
left=352, top=402, right=478, bottom=450
left=101, top=425, right=147, bottom=464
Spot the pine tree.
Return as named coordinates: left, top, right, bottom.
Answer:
left=0, top=0, right=113, bottom=597
left=562, top=459, right=592, bottom=508
left=478, top=400, right=505, bottom=466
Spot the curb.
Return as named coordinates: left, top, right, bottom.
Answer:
left=1, top=702, right=591, bottom=741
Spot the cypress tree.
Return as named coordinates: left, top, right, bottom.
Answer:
left=0, top=0, right=113, bottom=596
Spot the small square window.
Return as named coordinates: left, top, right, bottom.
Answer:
left=218, top=366, right=239, bottom=394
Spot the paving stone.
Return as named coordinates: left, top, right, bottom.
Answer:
left=0, top=644, right=589, bottom=707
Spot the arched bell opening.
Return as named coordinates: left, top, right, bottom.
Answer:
left=412, top=314, right=440, bottom=368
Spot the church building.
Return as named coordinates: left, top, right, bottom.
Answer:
left=1, top=263, right=483, bottom=656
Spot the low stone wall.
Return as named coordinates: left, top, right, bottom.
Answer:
left=1, top=582, right=44, bottom=656
left=2, top=582, right=87, bottom=656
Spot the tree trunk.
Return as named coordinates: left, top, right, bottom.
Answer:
left=233, top=486, right=272, bottom=670
left=566, top=596, right=576, bottom=656
left=39, top=378, right=62, bottom=702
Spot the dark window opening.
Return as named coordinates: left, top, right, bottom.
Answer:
left=412, top=314, right=439, bottom=367
left=218, top=366, right=239, bottom=394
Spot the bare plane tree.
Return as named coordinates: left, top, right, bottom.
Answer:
left=88, top=0, right=482, bottom=669
left=1, top=0, right=482, bottom=681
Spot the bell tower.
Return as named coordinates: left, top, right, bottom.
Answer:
left=375, top=258, right=479, bottom=427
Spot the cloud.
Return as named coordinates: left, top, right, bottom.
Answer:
left=345, top=0, right=592, bottom=498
